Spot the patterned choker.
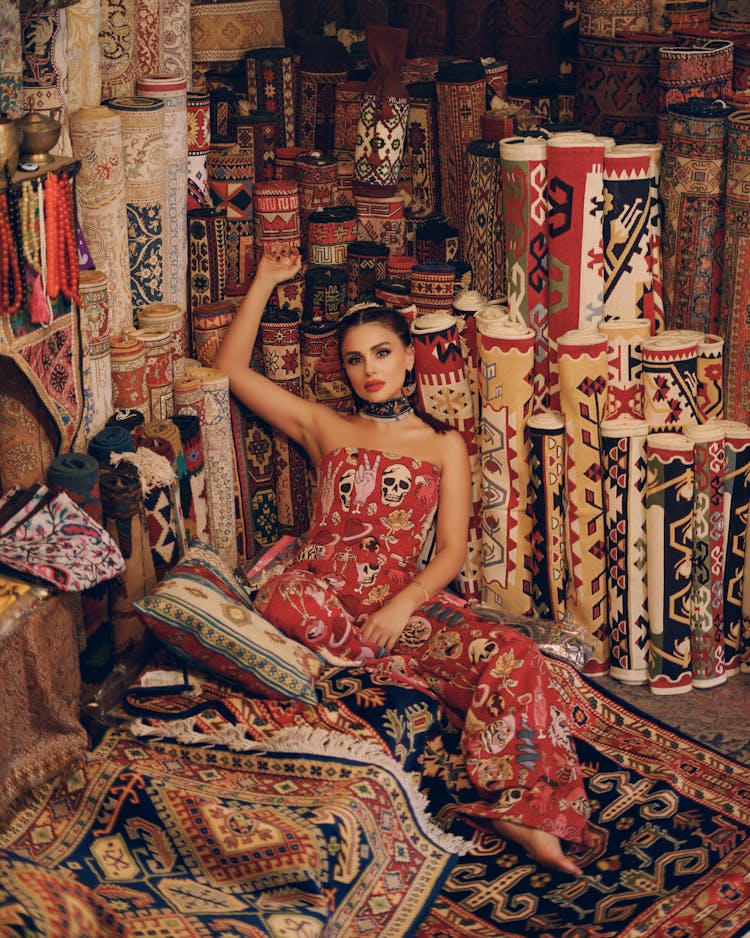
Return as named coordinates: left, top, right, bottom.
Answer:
left=358, top=395, right=414, bottom=421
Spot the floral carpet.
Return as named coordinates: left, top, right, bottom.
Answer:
left=0, top=658, right=748, bottom=937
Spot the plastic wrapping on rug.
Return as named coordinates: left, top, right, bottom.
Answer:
left=469, top=603, right=596, bottom=671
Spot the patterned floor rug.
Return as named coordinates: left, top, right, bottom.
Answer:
left=0, top=657, right=748, bottom=937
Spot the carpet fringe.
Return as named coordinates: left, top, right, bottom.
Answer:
left=129, top=717, right=473, bottom=855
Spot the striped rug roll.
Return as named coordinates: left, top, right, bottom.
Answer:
left=720, top=420, right=750, bottom=676
left=645, top=431, right=695, bottom=695
left=696, top=332, right=725, bottom=421
left=78, top=270, right=114, bottom=437
left=136, top=75, right=189, bottom=312
left=69, top=106, right=133, bottom=335
left=477, top=318, right=535, bottom=614
left=598, top=318, right=651, bottom=420
left=557, top=328, right=609, bottom=674
left=187, top=207, right=228, bottom=311
left=103, top=96, right=168, bottom=313
left=500, top=134, right=550, bottom=411
left=601, top=415, right=650, bottom=683
left=684, top=420, right=727, bottom=688
left=528, top=410, right=568, bottom=621
left=412, top=311, right=482, bottom=601
left=139, top=302, right=190, bottom=379
left=191, top=300, right=234, bottom=367
left=110, top=333, right=149, bottom=418
left=642, top=330, right=700, bottom=431
left=259, top=308, right=311, bottom=537
left=187, top=91, right=211, bottom=210
left=190, top=366, right=237, bottom=568
left=125, top=327, right=174, bottom=420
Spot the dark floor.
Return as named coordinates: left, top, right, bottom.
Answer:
left=587, top=669, right=750, bottom=765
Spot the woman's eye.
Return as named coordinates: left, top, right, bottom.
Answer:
left=376, top=348, right=390, bottom=357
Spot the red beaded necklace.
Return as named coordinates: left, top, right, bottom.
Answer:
left=0, top=190, right=23, bottom=317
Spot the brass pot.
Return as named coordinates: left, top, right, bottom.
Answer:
left=0, top=115, right=21, bottom=177
left=16, top=108, right=62, bottom=165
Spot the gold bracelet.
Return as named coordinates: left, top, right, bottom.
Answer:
left=413, top=579, right=430, bottom=604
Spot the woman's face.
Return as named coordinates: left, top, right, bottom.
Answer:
left=340, top=321, right=414, bottom=402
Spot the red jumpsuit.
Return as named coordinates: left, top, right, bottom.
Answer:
left=254, top=446, right=591, bottom=846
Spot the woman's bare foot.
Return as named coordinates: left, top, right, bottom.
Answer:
left=492, top=819, right=583, bottom=877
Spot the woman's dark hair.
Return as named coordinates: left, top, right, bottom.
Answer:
left=337, top=303, right=452, bottom=434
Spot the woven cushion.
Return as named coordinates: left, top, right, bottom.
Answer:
left=133, top=543, right=322, bottom=704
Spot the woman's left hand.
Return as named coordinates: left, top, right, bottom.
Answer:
left=360, top=598, right=411, bottom=653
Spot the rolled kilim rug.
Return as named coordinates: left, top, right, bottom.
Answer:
left=598, top=318, right=651, bottom=420
left=173, top=371, right=205, bottom=421
left=452, top=288, right=486, bottom=425
left=483, top=55, right=509, bottom=103
left=660, top=98, right=731, bottom=334
left=98, top=0, right=137, bottom=99
left=600, top=415, right=650, bottom=684
left=300, top=317, right=354, bottom=414
left=696, top=332, right=725, bottom=421
left=234, top=387, right=280, bottom=551
left=720, top=420, right=750, bottom=676
left=307, top=205, right=358, bottom=267
left=206, top=147, right=255, bottom=289
left=412, top=311, right=481, bottom=601
left=645, top=431, right=695, bottom=695
left=69, top=106, right=133, bottom=336
left=259, top=307, right=311, bottom=538
left=414, top=218, right=459, bottom=263
left=557, top=328, right=609, bottom=674
left=352, top=26, right=409, bottom=195
left=297, top=35, right=348, bottom=153
left=99, top=460, right=156, bottom=662
left=106, top=408, right=146, bottom=435
left=574, top=31, right=664, bottom=142
left=335, top=155, right=355, bottom=206
left=651, top=0, right=711, bottom=32
left=190, top=0, right=283, bottom=69
left=253, top=181, right=301, bottom=265
left=136, top=75, right=189, bottom=312
left=103, top=96, right=168, bottom=314
left=191, top=300, right=234, bottom=368
left=494, top=0, right=562, bottom=80
left=476, top=318, right=535, bottom=615
left=346, top=240, right=389, bottom=303
left=124, top=327, right=174, bottom=420
left=410, top=261, right=456, bottom=315
left=297, top=151, right=338, bottom=242
left=500, top=134, right=550, bottom=411
left=232, top=112, right=277, bottom=184
left=0, top=0, right=22, bottom=118
left=334, top=80, right=364, bottom=158
left=547, top=132, right=609, bottom=409
left=354, top=193, right=406, bottom=253
left=435, top=60, right=486, bottom=256
left=139, top=302, right=189, bottom=380
left=274, top=145, right=309, bottom=180
left=387, top=254, right=418, bottom=281
left=168, top=411, right=210, bottom=546
left=721, top=110, right=750, bottom=424
left=88, top=423, right=135, bottom=466
left=642, top=330, right=700, bottom=431
left=683, top=420, right=728, bottom=688
left=111, top=447, right=180, bottom=581
left=465, top=140, right=505, bottom=308
left=187, top=208, right=228, bottom=312
left=187, top=91, right=211, bottom=210
left=138, top=418, right=189, bottom=557
left=527, top=410, right=568, bottom=622
left=78, top=270, right=114, bottom=438
left=208, top=89, right=238, bottom=145
left=506, top=76, right=558, bottom=124
left=375, top=279, right=411, bottom=308
left=602, top=143, right=664, bottom=326
left=657, top=39, right=734, bottom=141
left=405, top=81, right=441, bottom=219
left=245, top=46, right=297, bottom=149
left=578, top=0, right=650, bottom=36
left=110, top=333, right=149, bottom=418
left=189, top=366, right=237, bottom=568
left=304, top=266, right=348, bottom=322
left=396, top=0, right=448, bottom=57
left=273, top=268, right=306, bottom=316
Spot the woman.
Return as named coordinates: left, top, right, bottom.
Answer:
left=215, top=245, right=590, bottom=876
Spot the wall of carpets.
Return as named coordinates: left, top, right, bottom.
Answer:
left=0, top=0, right=750, bottom=698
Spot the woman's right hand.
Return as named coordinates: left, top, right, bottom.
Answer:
left=255, top=242, right=302, bottom=288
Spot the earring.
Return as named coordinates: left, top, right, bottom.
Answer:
left=403, top=367, right=416, bottom=397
